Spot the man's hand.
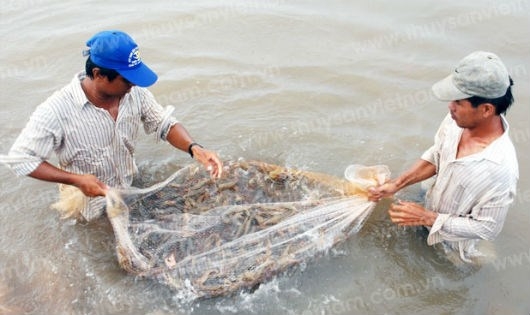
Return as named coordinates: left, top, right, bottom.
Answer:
left=367, top=181, right=399, bottom=202
left=367, top=160, right=436, bottom=202
left=388, top=200, right=437, bottom=227
left=28, top=161, right=107, bottom=197
left=74, top=174, right=108, bottom=197
left=191, top=146, right=223, bottom=179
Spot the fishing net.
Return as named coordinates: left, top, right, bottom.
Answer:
left=103, top=159, right=390, bottom=299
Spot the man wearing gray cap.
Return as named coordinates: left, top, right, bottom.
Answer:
left=368, top=51, right=519, bottom=263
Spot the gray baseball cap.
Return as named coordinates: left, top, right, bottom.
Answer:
left=432, top=51, right=510, bottom=101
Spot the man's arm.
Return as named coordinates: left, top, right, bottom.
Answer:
left=368, top=159, right=436, bottom=201
left=387, top=170, right=515, bottom=245
left=426, top=189, right=513, bottom=245
left=29, top=161, right=107, bottom=197
left=137, top=90, right=223, bottom=178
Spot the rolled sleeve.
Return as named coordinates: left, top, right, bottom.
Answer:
left=157, top=106, right=179, bottom=141
left=138, top=89, right=179, bottom=141
left=421, top=114, right=453, bottom=169
left=2, top=155, right=43, bottom=176
left=5, top=104, right=62, bottom=176
left=427, top=214, right=496, bottom=245
left=427, top=213, right=450, bottom=245
left=421, top=145, right=437, bottom=165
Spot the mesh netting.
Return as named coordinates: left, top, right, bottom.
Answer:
left=106, top=159, right=389, bottom=299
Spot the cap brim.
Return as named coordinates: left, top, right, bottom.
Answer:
left=431, top=74, right=472, bottom=101
left=117, top=63, right=158, bottom=88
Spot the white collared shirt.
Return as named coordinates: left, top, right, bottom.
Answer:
left=5, top=72, right=178, bottom=220
left=421, top=113, right=519, bottom=262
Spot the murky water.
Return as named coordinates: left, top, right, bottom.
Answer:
left=1, top=1, right=529, bottom=314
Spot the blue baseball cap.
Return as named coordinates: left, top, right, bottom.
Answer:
left=84, top=30, right=158, bottom=87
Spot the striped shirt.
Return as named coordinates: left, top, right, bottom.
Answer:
left=421, top=114, right=519, bottom=262
left=6, top=72, right=178, bottom=220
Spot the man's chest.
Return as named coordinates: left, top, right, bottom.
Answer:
left=58, top=104, right=142, bottom=148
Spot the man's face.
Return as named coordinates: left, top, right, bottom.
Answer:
left=104, top=75, right=134, bottom=97
left=93, top=69, right=134, bottom=98
left=448, top=99, right=483, bottom=129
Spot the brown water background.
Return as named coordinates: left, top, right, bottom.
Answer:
left=1, top=1, right=529, bottom=314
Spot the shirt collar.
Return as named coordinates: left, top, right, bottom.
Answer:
left=70, top=71, right=136, bottom=109
left=71, top=71, right=91, bottom=109
left=483, top=114, right=511, bottom=163
left=463, top=115, right=512, bottom=164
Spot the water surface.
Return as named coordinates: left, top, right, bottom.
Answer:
left=1, top=1, right=529, bottom=314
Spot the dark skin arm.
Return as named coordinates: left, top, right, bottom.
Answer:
left=165, top=123, right=223, bottom=178
left=29, top=161, right=107, bottom=197
left=367, top=159, right=438, bottom=227
left=28, top=124, right=222, bottom=197
left=367, top=159, right=436, bottom=201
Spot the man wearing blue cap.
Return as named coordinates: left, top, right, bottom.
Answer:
left=5, top=30, right=223, bottom=221
left=368, top=51, right=519, bottom=263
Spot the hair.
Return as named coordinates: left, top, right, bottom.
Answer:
left=85, top=57, right=120, bottom=82
left=467, top=77, right=514, bottom=115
